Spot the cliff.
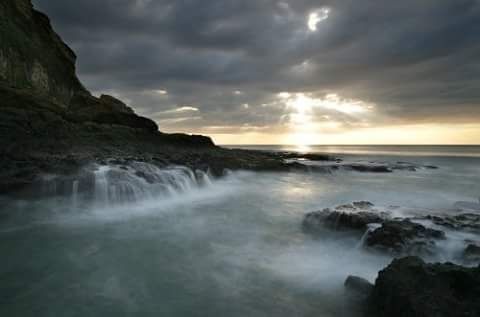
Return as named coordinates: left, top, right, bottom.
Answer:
left=0, top=0, right=86, bottom=103
left=0, top=0, right=222, bottom=193
left=0, top=0, right=303, bottom=195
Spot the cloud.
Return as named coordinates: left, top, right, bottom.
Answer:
left=32, top=0, right=480, bottom=141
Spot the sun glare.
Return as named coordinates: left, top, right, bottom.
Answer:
left=308, top=8, right=330, bottom=31
left=280, top=92, right=373, bottom=145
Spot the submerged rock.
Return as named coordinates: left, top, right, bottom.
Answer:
left=365, top=219, right=445, bottom=255
left=464, top=244, right=480, bottom=263
left=367, top=256, right=480, bottom=317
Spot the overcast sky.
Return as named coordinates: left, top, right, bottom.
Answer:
left=33, top=0, right=480, bottom=144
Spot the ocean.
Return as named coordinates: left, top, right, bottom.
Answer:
left=1, top=145, right=479, bottom=316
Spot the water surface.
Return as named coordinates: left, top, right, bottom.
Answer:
left=1, top=146, right=479, bottom=316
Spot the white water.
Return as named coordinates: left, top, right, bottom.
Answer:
left=38, top=163, right=214, bottom=210
left=1, top=148, right=480, bottom=317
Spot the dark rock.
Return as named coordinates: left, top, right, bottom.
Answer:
left=345, top=275, right=374, bottom=297
left=464, top=244, right=480, bottom=263
left=367, top=256, right=480, bottom=317
left=99, top=95, right=135, bottom=114
left=281, top=152, right=335, bottom=161
left=67, top=92, right=159, bottom=132
left=303, top=202, right=384, bottom=234
left=365, top=219, right=446, bottom=255
left=353, top=201, right=375, bottom=209
left=0, top=0, right=87, bottom=103
left=423, top=213, right=480, bottom=232
left=346, top=164, right=392, bottom=173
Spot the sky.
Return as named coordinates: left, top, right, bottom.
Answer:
left=33, top=0, right=480, bottom=145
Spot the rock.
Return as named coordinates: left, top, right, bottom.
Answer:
left=365, top=219, right=445, bottom=255
left=345, top=275, right=374, bottom=297
left=367, top=256, right=480, bottom=317
left=303, top=202, right=384, bottom=234
left=345, top=164, right=392, bottom=173
left=423, top=213, right=480, bottom=232
left=278, top=152, right=335, bottom=161
left=0, top=0, right=87, bottom=103
left=99, top=95, right=135, bottom=114
left=353, top=201, right=375, bottom=209
left=464, top=244, right=480, bottom=263
left=67, top=92, right=159, bottom=132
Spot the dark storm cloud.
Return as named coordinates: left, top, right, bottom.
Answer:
left=33, top=0, right=480, bottom=132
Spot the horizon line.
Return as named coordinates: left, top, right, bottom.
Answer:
left=218, top=144, right=480, bottom=146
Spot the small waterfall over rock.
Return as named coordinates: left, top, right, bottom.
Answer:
left=37, top=162, right=214, bottom=208
left=356, top=223, right=382, bottom=249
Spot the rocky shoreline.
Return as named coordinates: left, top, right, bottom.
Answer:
left=2, top=2, right=479, bottom=316
left=303, top=201, right=480, bottom=316
left=0, top=0, right=439, bottom=196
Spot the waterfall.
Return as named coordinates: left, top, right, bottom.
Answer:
left=356, top=223, right=382, bottom=249
left=36, top=162, right=215, bottom=208
left=72, top=180, right=79, bottom=208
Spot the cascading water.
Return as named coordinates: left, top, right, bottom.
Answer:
left=38, top=162, right=215, bottom=208
left=356, top=223, right=382, bottom=249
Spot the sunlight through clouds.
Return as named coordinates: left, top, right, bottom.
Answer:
left=308, top=8, right=330, bottom=31
left=280, top=92, right=373, bottom=115
left=278, top=92, right=374, bottom=145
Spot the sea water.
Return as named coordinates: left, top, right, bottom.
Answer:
left=0, top=146, right=479, bottom=316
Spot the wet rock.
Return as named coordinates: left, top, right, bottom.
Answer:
left=303, top=202, right=384, bottom=234
left=353, top=201, right=375, bottom=209
left=423, top=213, right=480, bottom=232
left=365, top=219, right=445, bottom=255
left=464, top=244, right=480, bottom=263
left=344, top=164, right=392, bottom=173
left=278, top=152, right=335, bottom=161
left=367, top=256, right=480, bottom=317
left=345, top=275, right=373, bottom=297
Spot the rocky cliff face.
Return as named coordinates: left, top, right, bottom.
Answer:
left=0, top=0, right=301, bottom=195
left=0, top=0, right=222, bottom=193
left=0, top=0, right=86, bottom=104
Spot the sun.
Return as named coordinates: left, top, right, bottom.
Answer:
left=308, top=8, right=330, bottom=31
left=279, top=92, right=374, bottom=146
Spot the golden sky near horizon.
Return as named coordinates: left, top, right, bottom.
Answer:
left=207, top=123, right=480, bottom=145
left=156, top=92, right=480, bottom=145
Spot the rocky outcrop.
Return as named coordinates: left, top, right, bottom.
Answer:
left=0, top=0, right=87, bottom=103
left=464, top=244, right=480, bottom=263
left=67, top=91, right=159, bottom=132
left=0, top=0, right=228, bottom=193
left=302, top=202, right=453, bottom=256
left=421, top=213, right=480, bottom=232
left=365, top=219, right=445, bottom=255
left=366, top=257, right=480, bottom=317
left=344, top=275, right=373, bottom=298
left=302, top=202, right=385, bottom=234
